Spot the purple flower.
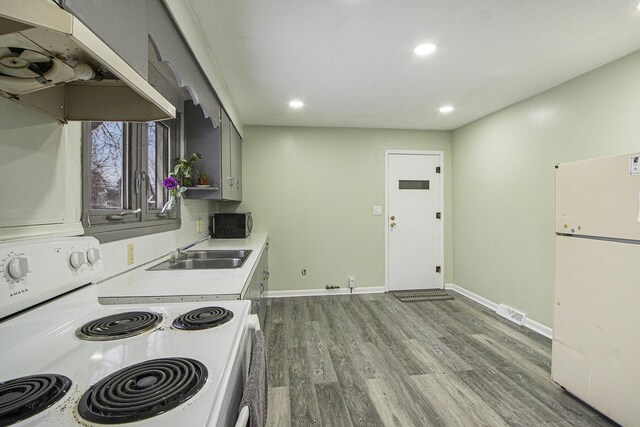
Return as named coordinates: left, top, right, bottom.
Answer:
left=162, top=177, right=179, bottom=190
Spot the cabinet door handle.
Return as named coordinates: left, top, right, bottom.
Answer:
left=260, top=282, right=264, bottom=293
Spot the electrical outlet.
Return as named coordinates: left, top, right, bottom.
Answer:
left=301, top=269, right=307, bottom=276
left=630, top=156, right=640, bottom=175
left=127, top=243, right=135, bottom=265
left=349, top=277, right=355, bottom=288
left=196, top=218, right=205, bottom=233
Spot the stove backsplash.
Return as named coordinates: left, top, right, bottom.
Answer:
left=0, top=97, right=81, bottom=239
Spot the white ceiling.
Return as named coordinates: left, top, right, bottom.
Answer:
left=185, top=0, right=640, bottom=130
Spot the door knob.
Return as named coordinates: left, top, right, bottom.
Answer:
left=390, top=216, right=395, bottom=220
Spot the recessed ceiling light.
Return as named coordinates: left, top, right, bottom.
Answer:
left=414, top=43, right=437, bottom=56
left=439, top=105, right=454, bottom=113
left=289, top=100, right=304, bottom=108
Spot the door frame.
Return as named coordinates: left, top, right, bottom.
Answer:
left=384, top=149, right=445, bottom=291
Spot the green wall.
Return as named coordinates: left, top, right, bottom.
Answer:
left=240, top=126, right=452, bottom=292
left=452, top=49, right=640, bottom=327
left=241, top=50, right=640, bottom=327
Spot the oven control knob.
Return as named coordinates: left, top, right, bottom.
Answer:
left=69, top=251, right=87, bottom=269
left=7, top=257, right=30, bottom=280
left=86, top=248, right=102, bottom=265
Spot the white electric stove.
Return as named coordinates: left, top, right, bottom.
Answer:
left=0, top=237, right=255, bottom=426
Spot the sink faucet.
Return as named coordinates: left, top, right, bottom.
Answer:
left=171, top=235, right=211, bottom=261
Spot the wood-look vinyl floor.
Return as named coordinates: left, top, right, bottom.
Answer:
left=263, top=293, right=617, bottom=427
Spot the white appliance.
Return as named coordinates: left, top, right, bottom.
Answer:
left=553, top=152, right=640, bottom=426
left=0, top=237, right=256, bottom=426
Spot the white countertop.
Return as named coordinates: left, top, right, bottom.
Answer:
left=97, top=233, right=268, bottom=303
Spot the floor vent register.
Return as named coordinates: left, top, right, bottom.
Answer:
left=391, top=289, right=454, bottom=302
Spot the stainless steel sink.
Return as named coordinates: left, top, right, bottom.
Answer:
left=148, top=249, right=252, bottom=271
left=186, top=250, right=251, bottom=259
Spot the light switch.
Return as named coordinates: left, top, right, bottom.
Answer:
left=372, top=206, right=382, bottom=215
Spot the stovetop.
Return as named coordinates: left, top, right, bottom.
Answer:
left=0, top=284, right=251, bottom=426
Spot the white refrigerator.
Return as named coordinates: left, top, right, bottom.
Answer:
left=554, top=152, right=640, bottom=426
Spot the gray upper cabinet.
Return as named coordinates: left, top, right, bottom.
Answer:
left=60, top=0, right=148, bottom=78
left=220, top=110, right=232, bottom=198
left=184, top=101, right=242, bottom=201
left=230, top=120, right=243, bottom=200
left=222, top=109, right=243, bottom=201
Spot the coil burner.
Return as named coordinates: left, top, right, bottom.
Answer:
left=172, top=306, right=234, bottom=330
left=75, top=311, right=162, bottom=341
left=77, top=358, right=207, bottom=424
left=0, top=374, right=71, bottom=425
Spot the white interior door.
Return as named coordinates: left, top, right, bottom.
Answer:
left=387, top=152, right=443, bottom=291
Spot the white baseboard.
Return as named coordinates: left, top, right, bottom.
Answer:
left=445, top=283, right=499, bottom=311
left=523, top=318, right=553, bottom=339
left=265, top=286, right=385, bottom=298
left=445, top=283, right=553, bottom=339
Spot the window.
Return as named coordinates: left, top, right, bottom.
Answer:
left=82, top=119, right=180, bottom=242
left=89, top=122, right=128, bottom=211
left=146, top=122, right=168, bottom=212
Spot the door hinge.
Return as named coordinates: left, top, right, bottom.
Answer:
left=436, top=212, right=441, bottom=219
left=436, top=266, right=441, bottom=273
left=436, top=166, right=441, bottom=174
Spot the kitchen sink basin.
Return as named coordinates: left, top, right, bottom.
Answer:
left=147, top=249, right=252, bottom=271
left=165, top=258, right=243, bottom=270
left=186, top=250, right=251, bottom=259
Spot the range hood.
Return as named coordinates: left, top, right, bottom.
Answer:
left=0, top=0, right=176, bottom=122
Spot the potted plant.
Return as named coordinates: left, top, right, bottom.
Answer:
left=171, top=152, right=203, bottom=188
left=198, top=173, right=209, bottom=186
left=160, top=153, right=203, bottom=213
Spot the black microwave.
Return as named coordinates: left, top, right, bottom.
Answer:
left=211, top=213, right=253, bottom=238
